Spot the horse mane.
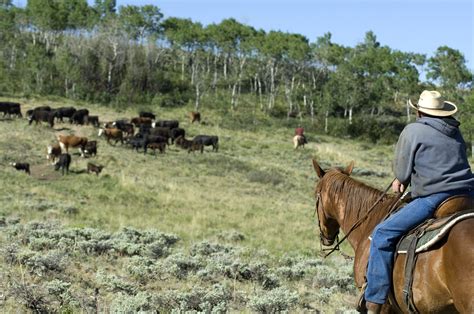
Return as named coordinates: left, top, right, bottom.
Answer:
left=321, top=169, right=396, bottom=224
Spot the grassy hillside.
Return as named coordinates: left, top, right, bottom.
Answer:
left=1, top=96, right=468, bottom=312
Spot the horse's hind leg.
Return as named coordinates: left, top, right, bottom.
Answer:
left=443, top=220, right=474, bottom=313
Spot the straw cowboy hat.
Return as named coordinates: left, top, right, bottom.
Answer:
left=408, top=90, right=457, bottom=117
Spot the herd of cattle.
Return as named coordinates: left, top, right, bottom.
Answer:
left=1, top=101, right=219, bottom=176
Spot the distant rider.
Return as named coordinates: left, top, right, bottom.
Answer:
left=295, top=126, right=307, bottom=144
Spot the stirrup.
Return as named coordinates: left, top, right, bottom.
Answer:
left=356, top=282, right=368, bottom=312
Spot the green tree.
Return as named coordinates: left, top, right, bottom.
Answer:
left=62, top=0, right=94, bottom=29
left=459, top=89, right=474, bottom=158
left=162, top=17, right=204, bottom=80
left=207, top=19, right=257, bottom=109
left=27, top=0, right=67, bottom=31
left=94, top=0, right=116, bottom=21
left=118, top=5, right=163, bottom=41
left=427, top=46, right=472, bottom=90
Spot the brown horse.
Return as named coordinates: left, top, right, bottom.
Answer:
left=312, top=159, right=473, bottom=313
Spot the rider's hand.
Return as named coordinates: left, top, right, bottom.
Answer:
left=392, top=178, right=405, bottom=193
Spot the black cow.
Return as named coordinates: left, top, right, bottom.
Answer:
left=139, top=111, right=156, bottom=120
left=193, top=135, right=219, bottom=152
left=0, top=102, right=22, bottom=117
left=71, top=109, right=89, bottom=125
left=26, top=106, right=51, bottom=119
left=10, top=162, right=30, bottom=175
left=54, top=153, right=71, bottom=175
left=0, top=102, right=14, bottom=116
left=170, top=127, right=185, bottom=144
left=28, top=110, right=55, bottom=127
left=128, top=136, right=146, bottom=152
left=138, top=135, right=168, bottom=154
left=152, top=120, right=179, bottom=129
left=138, top=124, right=152, bottom=135
left=111, top=120, right=134, bottom=137
left=149, top=127, right=171, bottom=144
left=109, top=119, right=128, bottom=128
left=84, top=140, right=97, bottom=156
left=85, top=115, right=99, bottom=127
left=53, top=107, right=76, bottom=122
left=7, top=105, right=22, bottom=117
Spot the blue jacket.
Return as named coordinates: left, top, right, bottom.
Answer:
left=393, top=116, right=474, bottom=197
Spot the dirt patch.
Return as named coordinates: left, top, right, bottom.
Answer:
left=30, top=164, right=61, bottom=181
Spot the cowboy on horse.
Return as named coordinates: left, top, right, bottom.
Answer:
left=360, top=90, right=474, bottom=313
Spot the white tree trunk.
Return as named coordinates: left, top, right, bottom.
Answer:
left=181, top=54, right=185, bottom=81
left=285, top=82, right=293, bottom=120
left=231, top=57, right=246, bottom=109
left=325, top=110, right=329, bottom=133
left=268, top=63, right=277, bottom=110
left=223, top=54, right=227, bottom=79
left=195, top=83, right=200, bottom=111
left=9, top=45, right=16, bottom=69
left=212, top=55, right=218, bottom=91
left=106, top=39, right=119, bottom=92
left=191, top=61, right=195, bottom=85
left=231, top=84, right=237, bottom=109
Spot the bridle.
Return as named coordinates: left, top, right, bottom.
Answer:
left=315, top=178, right=404, bottom=258
left=315, top=191, right=340, bottom=252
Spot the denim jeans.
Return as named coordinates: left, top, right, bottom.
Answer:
left=365, top=189, right=473, bottom=304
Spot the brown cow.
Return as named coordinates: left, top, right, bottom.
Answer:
left=98, top=128, right=124, bottom=145
left=147, top=142, right=166, bottom=156
left=175, top=136, right=203, bottom=153
left=131, top=117, right=152, bottom=128
left=46, top=144, right=62, bottom=164
left=57, top=134, right=88, bottom=157
left=189, top=111, right=201, bottom=124
left=87, top=162, right=104, bottom=176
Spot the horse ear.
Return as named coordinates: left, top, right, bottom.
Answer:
left=344, top=161, right=355, bottom=176
left=312, top=159, right=325, bottom=178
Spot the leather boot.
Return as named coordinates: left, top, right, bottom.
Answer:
left=366, top=301, right=382, bottom=314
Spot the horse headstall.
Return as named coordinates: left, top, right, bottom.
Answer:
left=315, top=192, right=340, bottom=252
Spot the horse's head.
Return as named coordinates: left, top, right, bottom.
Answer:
left=312, top=159, right=354, bottom=246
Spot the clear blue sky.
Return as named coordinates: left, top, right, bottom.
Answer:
left=13, top=0, right=474, bottom=71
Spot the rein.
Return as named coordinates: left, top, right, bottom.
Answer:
left=320, top=178, right=404, bottom=258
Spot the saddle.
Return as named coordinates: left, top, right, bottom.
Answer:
left=434, top=194, right=474, bottom=218
left=395, top=195, right=474, bottom=313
